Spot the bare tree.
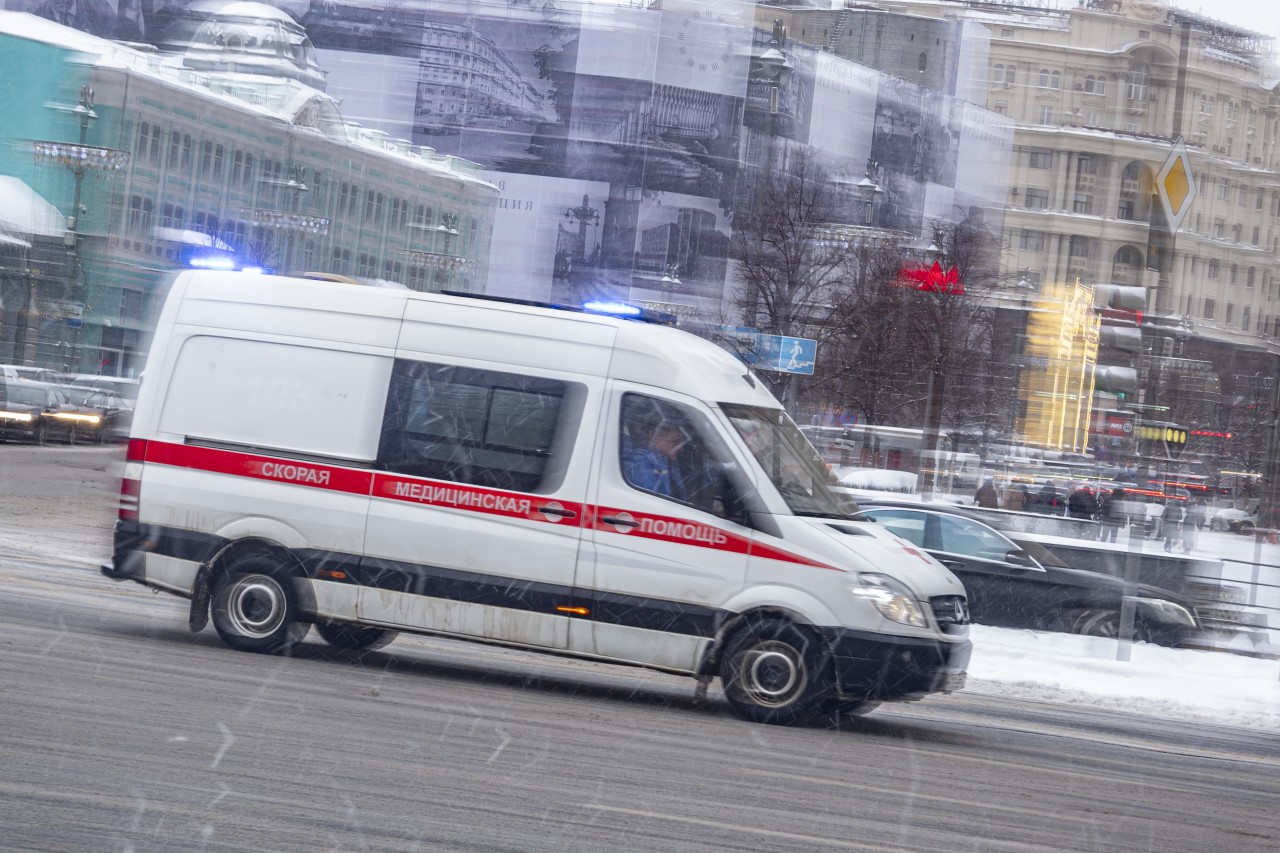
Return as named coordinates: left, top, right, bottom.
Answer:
left=730, top=148, right=852, bottom=403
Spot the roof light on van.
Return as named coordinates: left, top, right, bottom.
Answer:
left=187, top=255, right=238, bottom=270
left=582, top=301, right=678, bottom=325
left=240, top=266, right=268, bottom=275
left=583, top=301, right=643, bottom=318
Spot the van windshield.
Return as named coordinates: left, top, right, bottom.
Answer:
left=722, top=404, right=856, bottom=517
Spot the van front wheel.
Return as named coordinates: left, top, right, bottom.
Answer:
left=211, top=561, right=309, bottom=654
left=719, top=617, right=830, bottom=725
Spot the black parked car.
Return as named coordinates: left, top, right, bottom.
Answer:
left=60, top=386, right=133, bottom=442
left=0, top=380, right=103, bottom=445
left=851, top=502, right=1201, bottom=647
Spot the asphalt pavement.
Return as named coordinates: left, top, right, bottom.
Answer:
left=2, top=444, right=1278, bottom=851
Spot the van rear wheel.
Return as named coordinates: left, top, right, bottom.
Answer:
left=316, top=619, right=397, bottom=652
left=211, top=559, right=310, bottom=654
left=719, top=617, right=831, bottom=725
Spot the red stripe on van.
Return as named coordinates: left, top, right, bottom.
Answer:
left=374, top=473, right=584, bottom=526
left=144, top=441, right=375, bottom=494
left=590, top=505, right=843, bottom=571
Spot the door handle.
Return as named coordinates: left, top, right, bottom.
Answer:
left=601, top=515, right=640, bottom=528
left=538, top=505, right=577, bottom=520
left=938, top=559, right=964, bottom=570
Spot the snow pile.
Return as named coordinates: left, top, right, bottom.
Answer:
left=964, top=625, right=1280, bottom=729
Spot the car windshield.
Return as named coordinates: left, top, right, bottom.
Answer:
left=721, top=403, right=856, bottom=517
left=4, top=385, right=45, bottom=406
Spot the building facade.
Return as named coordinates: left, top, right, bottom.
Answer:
left=0, top=7, right=497, bottom=376
left=781, top=0, right=1280, bottom=468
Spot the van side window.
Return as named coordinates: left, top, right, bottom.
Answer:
left=620, top=393, right=747, bottom=522
left=379, top=360, right=578, bottom=493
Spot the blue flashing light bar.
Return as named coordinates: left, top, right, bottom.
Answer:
left=583, top=300, right=643, bottom=318
left=187, top=254, right=238, bottom=270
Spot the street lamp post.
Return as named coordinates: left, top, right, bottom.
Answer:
left=249, top=165, right=328, bottom=273
left=31, top=84, right=129, bottom=369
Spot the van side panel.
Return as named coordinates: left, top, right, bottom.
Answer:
left=135, top=323, right=393, bottom=600
left=157, top=336, right=391, bottom=460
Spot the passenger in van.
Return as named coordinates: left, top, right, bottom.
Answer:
left=626, top=422, right=690, bottom=501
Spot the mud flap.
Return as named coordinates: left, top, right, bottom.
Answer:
left=188, top=564, right=213, bottom=633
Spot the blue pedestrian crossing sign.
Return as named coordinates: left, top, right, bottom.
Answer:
left=755, top=334, right=817, bottom=375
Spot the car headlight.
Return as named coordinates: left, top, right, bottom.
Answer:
left=1136, top=597, right=1198, bottom=627
left=0, top=410, right=33, bottom=423
left=852, top=573, right=928, bottom=628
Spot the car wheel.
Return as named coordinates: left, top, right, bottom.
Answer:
left=719, top=617, right=831, bottom=725
left=1239, top=521, right=1255, bottom=536
left=316, top=619, right=397, bottom=652
left=1074, top=609, right=1154, bottom=643
left=211, top=558, right=310, bottom=654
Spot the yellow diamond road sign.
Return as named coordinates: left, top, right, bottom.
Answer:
left=1156, top=137, right=1197, bottom=233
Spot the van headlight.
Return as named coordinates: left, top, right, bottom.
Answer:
left=852, top=573, right=927, bottom=628
left=1136, top=597, right=1198, bottom=627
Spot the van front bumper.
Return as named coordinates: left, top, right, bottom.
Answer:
left=819, top=628, right=971, bottom=701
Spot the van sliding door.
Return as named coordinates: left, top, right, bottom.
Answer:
left=361, top=359, right=597, bottom=650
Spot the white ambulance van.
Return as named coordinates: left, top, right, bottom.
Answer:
left=103, top=270, right=971, bottom=725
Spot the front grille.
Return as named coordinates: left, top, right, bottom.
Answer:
left=930, top=595, right=970, bottom=634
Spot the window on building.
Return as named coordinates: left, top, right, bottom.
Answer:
left=1218, top=180, right=1230, bottom=200
left=1257, top=190, right=1266, bottom=210
left=1001, top=28, right=1014, bottom=38
left=199, top=141, right=214, bottom=177
left=1005, top=65, right=1016, bottom=85
left=160, top=203, right=184, bottom=229
left=383, top=260, right=404, bottom=281
left=1083, top=75, right=1095, bottom=93
left=1230, top=264, right=1239, bottom=284
left=1233, top=223, right=1242, bottom=242
left=1127, top=61, right=1148, bottom=100
left=1029, top=149, right=1052, bottom=169
left=1214, top=218, right=1225, bottom=238
left=1226, top=303, right=1235, bottom=324
left=993, top=100, right=1008, bottom=115
left=212, top=144, right=224, bottom=180
left=119, top=289, right=144, bottom=322
left=918, top=53, right=927, bottom=72
left=1247, top=267, right=1256, bottom=288
left=332, top=247, right=351, bottom=275
left=1073, top=194, right=1093, bottom=214
left=1204, top=298, right=1215, bottom=320
left=1253, top=226, right=1261, bottom=246
left=357, top=252, right=376, bottom=276
left=1095, top=76, right=1106, bottom=95
left=1083, top=111, right=1099, bottom=125
left=1025, top=188, right=1050, bottom=209
left=1038, top=69, right=1051, bottom=88
left=1208, top=259, right=1220, bottom=279
left=1242, top=306, right=1251, bottom=330
left=993, top=64, right=1003, bottom=84
left=1138, top=29, right=1150, bottom=39
left=126, top=195, right=153, bottom=235
left=1038, top=105, right=1053, bottom=124
left=1117, top=199, right=1135, bottom=220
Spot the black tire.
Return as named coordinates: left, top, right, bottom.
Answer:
left=316, top=619, right=397, bottom=652
left=1239, top=521, right=1255, bottom=536
left=210, top=558, right=310, bottom=654
left=718, top=617, right=831, bottom=725
left=1074, top=608, right=1153, bottom=643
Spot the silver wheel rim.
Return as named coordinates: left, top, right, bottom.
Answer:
left=226, top=575, right=287, bottom=639
left=741, top=641, right=805, bottom=708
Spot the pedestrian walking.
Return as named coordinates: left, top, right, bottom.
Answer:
left=1098, top=487, right=1124, bottom=543
left=1160, top=499, right=1184, bottom=552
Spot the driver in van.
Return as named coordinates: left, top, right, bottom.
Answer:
left=626, top=421, right=690, bottom=501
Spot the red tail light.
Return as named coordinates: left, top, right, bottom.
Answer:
left=126, top=438, right=148, bottom=463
